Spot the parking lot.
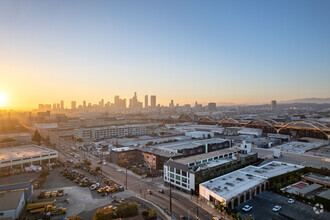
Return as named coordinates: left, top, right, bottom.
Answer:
left=237, top=191, right=330, bottom=220
left=1, top=163, right=132, bottom=219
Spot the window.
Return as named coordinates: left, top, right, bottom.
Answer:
left=189, top=163, right=195, bottom=166
left=182, top=183, right=187, bottom=187
left=170, top=173, right=174, bottom=178
left=182, top=171, right=187, bottom=176
left=176, top=175, right=180, bottom=180
left=214, top=156, right=218, bottom=160
left=208, top=158, right=213, bottom=161
left=176, top=181, right=180, bottom=185
left=196, top=161, right=201, bottom=165
left=170, top=167, right=174, bottom=172
left=202, top=159, right=207, bottom=163
left=176, top=169, right=180, bottom=175
left=182, top=177, right=187, bottom=183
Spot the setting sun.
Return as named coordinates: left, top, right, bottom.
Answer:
left=0, top=94, right=8, bottom=107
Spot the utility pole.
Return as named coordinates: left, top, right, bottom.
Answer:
left=196, top=206, right=198, bottom=219
left=125, top=154, right=128, bottom=189
left=169, top=183, right=172, bottom=216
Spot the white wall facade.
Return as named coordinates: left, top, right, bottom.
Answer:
left=164, top=164, right=195, bottom=191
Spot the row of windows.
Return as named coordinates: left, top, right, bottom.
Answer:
left=188, top=152, right=236, bottom=167
left=165, top=176, right=190, bottom=189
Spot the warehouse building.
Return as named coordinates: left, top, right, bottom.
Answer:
left=155, top=138, right=231, bottom=157
left=0, top=145, right=58, bottom=174
left=0, top=191, right=25, bottom=220
left=164, top=147, right=258, bottom=193
left=74, top=124, right=147, bottom=140
left=200, top=161, right=304, bottom=209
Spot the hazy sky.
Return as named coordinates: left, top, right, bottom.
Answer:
left=1, top=0, right=330, bottom=109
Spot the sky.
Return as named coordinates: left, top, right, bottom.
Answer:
left=0, top=0, right=330, bottom=109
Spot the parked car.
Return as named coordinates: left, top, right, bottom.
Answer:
left=288, top=199, right=295, bottom=204
left=272, top=205, right=281, bottom=212
left=158, top=189, right=164, bottom=194
left=242, top=205, right=252, bottom=212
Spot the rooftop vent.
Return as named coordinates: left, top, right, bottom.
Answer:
left=236, top=178, right=243, bottom=181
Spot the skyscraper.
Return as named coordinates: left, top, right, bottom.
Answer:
left=83, top=100, right=86, bottom=108
left=60, top=100, right=64, bottom=110
left=71, top=101, right=76, bottom=110
left=208, top=102, right=217, bottom=111
left=150, top=95, right=156, bottom=108
left=145, top=95, right=148, bottom=108
left=271, top=100, right=277, bottom=111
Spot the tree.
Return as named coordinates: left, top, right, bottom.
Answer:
left=76, top=138, right=83, bottom=143
left=116, top=202, right=138, bottom=218
left=93, top=208, right=114, bottom=220
left=68, top=216, right=82, bottom=220
left=39, top=168, right=50, bottom=178
left=84, top=159, right=91, bottom=166
left=95, top=166, right=101, bottom=172
left=32, top=130, right=42, bottom=145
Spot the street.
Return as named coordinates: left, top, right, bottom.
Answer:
left=55, top=137, right=220, bottom=220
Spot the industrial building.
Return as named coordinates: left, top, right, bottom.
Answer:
left=164, top=147, right=258, bottom=193
left=0, top=191, right=25, bottom=220
left=154, top=138, right=231, bottom=157
left=0, top=145, right=58, bottom=174
left=199, top=161, right=304, bottom=209
left=74, top=124, right=147, bottom=140
left=109, top=146, right=182, bottom=170
left=0, top=132, right=32, bottom=148
left=301, top=172, right=330, bottom=188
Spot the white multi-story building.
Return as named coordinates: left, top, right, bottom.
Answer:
left=74, top=124, right=147, bottom=140
left=164, top=148, right=245, bottom=192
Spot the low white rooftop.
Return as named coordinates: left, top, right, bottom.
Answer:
left=239, top=161, right=304, bottom=179
left=275, top=141, right=322, bottom=154
left=201, top=170, right=266, bottom=201
left=111, top=147, right=133, bottom=152
left=200, top=161, right=304, bottom=200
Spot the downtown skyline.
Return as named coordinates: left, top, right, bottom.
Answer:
left=1, top=0, right=330, bottom=109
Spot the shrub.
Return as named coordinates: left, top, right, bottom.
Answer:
left=93, top=207, right=114, bottom=220
left=116, top=202, right=138, bottom=218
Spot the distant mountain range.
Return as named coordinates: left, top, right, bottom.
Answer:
left=279, top=98, right=330, bottom=104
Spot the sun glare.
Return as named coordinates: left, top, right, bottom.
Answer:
left=0, top=94, right=8, bottom=107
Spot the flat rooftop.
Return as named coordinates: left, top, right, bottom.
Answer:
left=239, top=161, right=304, bottom=179
left=154, top=138, right=229, bottom=152
left=0, top=145, right=57, bottom=161
left=133, top=146, right=183, bottom=158
left=201, top=170, right=266, bottom=201
left=302, top=172, right=330, bottom=185
left=275, top=141, right=322, bottom=154
left=174, top=148, right=238, bottom=165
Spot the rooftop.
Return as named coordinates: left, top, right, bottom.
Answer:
left=174, top=148, right=238, bottom=165
left=317, top=189, right=330, bottom=200
left=275, top=141, right=322, bottom=154
left=200, top=161, right=304, bottom=200
left=133, top=146, right=183, bottom=158
left=200, top=170, right=266, bottom=201
left=0, top=191, right=24, bottom=211
left=0, top=145, right=58, bottom=161
left=111, top=147, right=134, bottom=152
left=239, top=161, right=304, bottom=179
left=154, top=138, right=229, bottom=152
left=302, top=172, right=330, bottom=185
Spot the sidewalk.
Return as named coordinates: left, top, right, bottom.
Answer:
left=173, top=189, right=231, bottom=220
